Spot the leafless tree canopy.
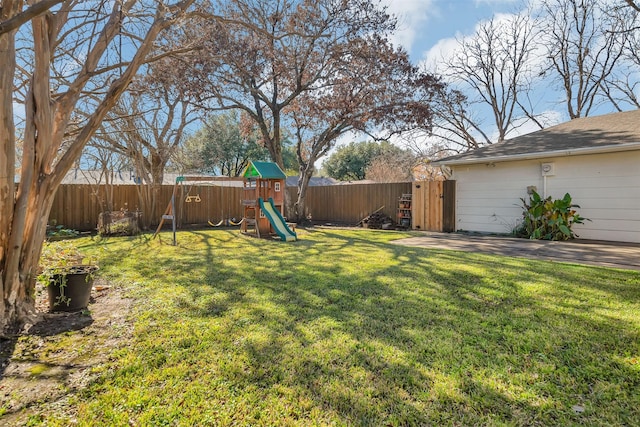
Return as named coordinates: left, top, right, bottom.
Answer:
left=541, top=0, right=628, bottom=119
left=420, top=0, right=639, bottom=159
left=625, top=0, right=640, bottom=12
left=442, top=13, right=542, bottom=144
left=600, top=3, right=640, bottom=110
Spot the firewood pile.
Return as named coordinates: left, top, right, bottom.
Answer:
left=363, top=211, right=394, bottom=229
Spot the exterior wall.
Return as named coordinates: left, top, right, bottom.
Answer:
left=451, top=150, right=640, bottom=243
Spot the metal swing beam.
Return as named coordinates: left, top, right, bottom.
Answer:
left=153, top=176, right=244, bottom=245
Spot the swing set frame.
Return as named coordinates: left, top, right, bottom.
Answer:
left=153, top=175, right=243, bottom=245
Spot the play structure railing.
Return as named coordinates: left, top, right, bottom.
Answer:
left=242, top=185, right=257, bottom=206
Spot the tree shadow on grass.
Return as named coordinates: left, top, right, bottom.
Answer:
left=80, top=228, right=640, bottom=425
left=222, top=233, right=638, bottom=424
left=0, top=310, right=96, bottom=423
left=0, top=337, right=16, bottom=379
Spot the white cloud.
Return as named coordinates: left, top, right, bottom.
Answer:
left=381, top=0, right=437, bottom=53
left=419, top=35, right=460, bottom=73
left=474, top=0, right=518, bottom=5
left=420, top=10, right=518, bottom=72
left=420, top=8, right=550, bottom=82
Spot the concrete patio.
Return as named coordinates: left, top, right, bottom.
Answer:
left=392, top=232, right=640, bottom=271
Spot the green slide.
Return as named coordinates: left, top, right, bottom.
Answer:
left=258, top=198, right=297, bottom=242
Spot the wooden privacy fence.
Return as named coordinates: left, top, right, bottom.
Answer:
left=287, top=182, right=412, bottom=225
left=411, top=180, right=456, bottom=232
left=48, top=181, right=455, bottom=232
left=49, top=184, right=244, bottom=231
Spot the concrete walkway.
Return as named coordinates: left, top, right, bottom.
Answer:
left=391, top=233, right=640, bottom=271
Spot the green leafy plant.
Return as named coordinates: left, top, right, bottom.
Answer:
left=516, top=190, right=588, bottom=240
left=46, top=224, right=80, bottom=241
left=37, top=242, right=98, bottom=308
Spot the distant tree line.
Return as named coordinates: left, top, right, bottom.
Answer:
left=322, top=141, right=415, bottom=183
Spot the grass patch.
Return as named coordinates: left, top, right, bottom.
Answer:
left=25, top=229, right=640, bottom=425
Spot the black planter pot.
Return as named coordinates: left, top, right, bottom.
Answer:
left=47, top=267, right=97, bottom=312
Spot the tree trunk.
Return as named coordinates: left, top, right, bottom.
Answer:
left=263, top=134, right=284, bottom=169
left=0, top=2, right=19, bottom=334
left=2, top=0, right=196, bottom=334
left=293, top=162, right=314, bottom=223
left=1, top=177, right=57, bottom=335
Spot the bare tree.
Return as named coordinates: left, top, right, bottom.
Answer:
left=171, top=0, right=404, bottom=164
left=541, top=0, right=627, bottom=118
left=440, top=12, right=543, bottom=145
left=288, top=37, right=438, bottom=220
left=600, top=5, right=640, bottom=110
left=168, top=0, right=440, bottom=220
left=427, top=86, right=492, bottom=153
left=0, top=0, right=64, bottom=35
left=365, top=150, right=416, bottom=183
left=625, top=0, right=640, bottom=12
left=1, top=0, right=195, bottom=334
left=92, top=74, right=200, bottom=227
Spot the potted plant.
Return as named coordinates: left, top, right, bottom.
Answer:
left=37, top=242, right=99, bottom=312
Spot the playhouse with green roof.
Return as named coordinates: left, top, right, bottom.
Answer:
left=240, top=161, right=297, bottom=241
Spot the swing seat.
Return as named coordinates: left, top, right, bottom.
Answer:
left=208, top=219, right=225, bottom=227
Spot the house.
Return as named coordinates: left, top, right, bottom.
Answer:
left=63, top=170, right=341, bottom=188
left=433, top=110, right=640, bottom=243
left=61, top=170, right=244, bottom=186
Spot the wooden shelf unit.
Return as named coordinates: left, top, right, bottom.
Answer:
left=397, top=193, right=412, bottom=229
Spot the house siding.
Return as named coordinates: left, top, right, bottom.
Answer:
left=451, top=150, right=640, bottom=243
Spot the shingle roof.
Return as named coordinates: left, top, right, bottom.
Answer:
left=434, top=109, right=640, bottom=166
left=60, top=170, right=243, bottom=186
left=285, top=176, right=338, bottom=187
left=242, top=161, right=287, bottom=179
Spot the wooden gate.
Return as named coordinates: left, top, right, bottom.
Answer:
left=411, top=180, right=456, bottom=232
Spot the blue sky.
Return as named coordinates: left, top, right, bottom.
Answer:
left=322, top=1, right=531, bottom=160
left=364, top=0, right=558, bottom=152
left=375, top=0, right=626, bottom=150
left=384, top=0, right=521, bottom=64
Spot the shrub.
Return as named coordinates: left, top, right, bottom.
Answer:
left=515, top=190, right=588, bottom=240
left=46, top=224, right=80, bottom=241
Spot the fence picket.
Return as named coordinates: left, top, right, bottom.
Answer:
left=47, top=181, right=453, bottom=232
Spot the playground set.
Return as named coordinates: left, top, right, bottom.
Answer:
left=153, top=161, right=297, bottom=244
left=240, top=161, right=297, bottom=242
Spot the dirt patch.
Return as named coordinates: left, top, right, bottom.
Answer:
left=0, top=278, right=133, bottom=425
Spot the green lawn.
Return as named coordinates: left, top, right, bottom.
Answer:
left=28, top=229, right=640, bottom=425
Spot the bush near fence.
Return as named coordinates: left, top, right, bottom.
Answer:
left=49, top=182, right=413, bottom=232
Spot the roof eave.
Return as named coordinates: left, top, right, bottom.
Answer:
left=432, top=142, right=640, bottom=167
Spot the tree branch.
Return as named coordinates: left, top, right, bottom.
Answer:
left=0, top=0, right=65, bottom=35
